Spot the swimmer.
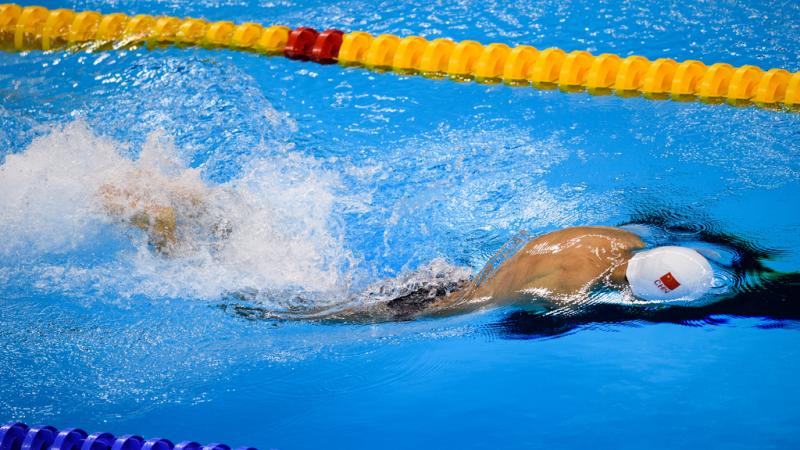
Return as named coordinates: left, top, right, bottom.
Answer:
left=372, top=226, right=715, bottom=320
left=96, top=177, right=714, bottom=318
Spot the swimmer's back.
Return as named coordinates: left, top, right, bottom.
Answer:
left=467, top=226, right=645, bottom=301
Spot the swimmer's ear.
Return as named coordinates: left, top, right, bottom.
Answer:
left=609, top=262, right=629, bottom=287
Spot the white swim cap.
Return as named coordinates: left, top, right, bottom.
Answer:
left=626, top=246, right=714, bottom=302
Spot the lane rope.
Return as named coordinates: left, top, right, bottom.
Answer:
left=0, top=422, right=257, bottom=450
left=1, top=3, right=799, bottom=110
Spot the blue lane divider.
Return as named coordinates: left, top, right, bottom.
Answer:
left=22, top=425, right=58, bottom=450
left=0, top=423, right=256, bottom=450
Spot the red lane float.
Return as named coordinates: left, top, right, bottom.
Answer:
left=284, top=26, right=343, bottom=62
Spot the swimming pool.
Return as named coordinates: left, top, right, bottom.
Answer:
left=1, top=0, right=799, bottom=448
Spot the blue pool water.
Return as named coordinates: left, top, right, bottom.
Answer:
left=1, top=0, right=800, bottom=448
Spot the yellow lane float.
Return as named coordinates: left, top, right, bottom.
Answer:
left=1, top=3, right=797, bottom=109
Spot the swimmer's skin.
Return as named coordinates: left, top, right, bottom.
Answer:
left=415, top=226, right=646, bottom=315
left=98, top=180, right=208, bottom=253
left=99, top=184, right=178, bottom=252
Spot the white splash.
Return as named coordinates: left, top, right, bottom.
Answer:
left=0, top=121, right=355, bottom=302
left=0, top=121, right=120, bottom=256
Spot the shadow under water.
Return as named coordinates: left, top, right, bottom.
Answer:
left=492, top=272, right=800, bottom=339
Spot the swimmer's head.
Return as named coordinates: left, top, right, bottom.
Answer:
left=625, top=246, right=714, bottom=302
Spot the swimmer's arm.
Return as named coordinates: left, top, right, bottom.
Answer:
left=98, top=183, right=178, bottom=252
